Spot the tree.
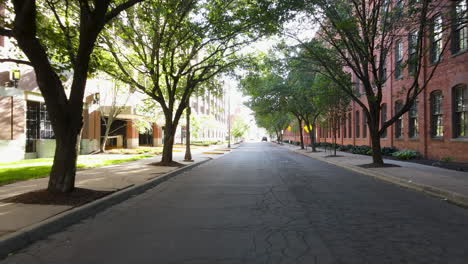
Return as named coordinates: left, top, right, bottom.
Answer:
left=254, top=111, right=291, bottom=143
left=295, top=0, right=454, bottom=165
left=0, top=0, right=145, bottom=192
left=102, top=0, right=283, bottom=165
left=314, top=74, right=351, bottom=156
left=98, top=75, right=134, bottom=152
left=231, top=117, right=249, bottom=140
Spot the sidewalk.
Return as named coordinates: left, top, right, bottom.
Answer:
left=0, top=143, right=237, bottom=240
left=279, top=143, right=468, bottom=208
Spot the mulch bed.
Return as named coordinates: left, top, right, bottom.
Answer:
left=149, top=161, right=186, bottom=167
left=1, top=188, right=113, bottom=206
left=324, top=155, right=344, bottom=158
left=358, top=163, right=401, bottom=168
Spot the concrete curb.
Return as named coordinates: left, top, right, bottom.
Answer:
left=0, top=158, right=212, bottom=260
left=288, top=148, right=468, bottom=209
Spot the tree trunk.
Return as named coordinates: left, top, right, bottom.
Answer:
left=161, top=124, right=176, bottom=164
left=305, top=120, right=317, bottom=152
left=333, top=128, right=337, bottom=156
left=297, top=117, right=304, bottom=149
left=100, top=120, right=112, bottom=153
left=184, top=107, right=193, bottom=161
left=369, top=126, right=384, bottom=165
left=47, top=115, right=83, bottom=193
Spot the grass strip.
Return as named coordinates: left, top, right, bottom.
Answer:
left=0, top=155, right=154, bottom=186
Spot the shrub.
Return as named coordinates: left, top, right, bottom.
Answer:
left=350, top=145, right=372, bottom=155
left=440, top=156, right=455, bottom=162
left=337, top=144, right=351, bottom=151
left=391, top=149, right=420, bottom=160
left=381, top=147, right=398, bottom=156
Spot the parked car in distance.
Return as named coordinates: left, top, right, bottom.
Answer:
left=262, top=136, right=267, bottom=141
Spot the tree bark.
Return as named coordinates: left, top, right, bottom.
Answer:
left=305, top=119, right=317, bottom=152
left=184, top=107, right=193, bottom=161
left=333, top=127, right=337, bottom=156
left=47, top=114, right=83, bottom=193
left=369, top=125, right=384, bottom=165
left=161, top=124, right=176, bottom=164
left=100, top=117, right=113, bottom=153
left=297, top=117, right=304, bottom=149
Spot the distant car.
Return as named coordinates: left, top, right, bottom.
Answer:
left=262, top=136, right=267, bottom=141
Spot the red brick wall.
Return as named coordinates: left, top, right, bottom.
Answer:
left=0, top=97, right=12, bottom=140
left=0, top=96, right=25, bottom=140
left=126, top=120, right=138, bottom=139
left=317, top=0, right=468, bottom=162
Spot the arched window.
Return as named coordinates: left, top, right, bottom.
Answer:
left=453, top=85, right=468, bottom=137
left=348, top=113, right=352, bottom=138
left=337, top=117, right=341, bottom=138
left=355, top=111, right=360, bottom=138
left=381, top=104, right=387, bottom=138
left=395, top=100, right=404, bottom=139
left=363, top=112, right=367, bottom=138
left=409, top=100, right=419, bottom=138
left=452, top=0, right=467, bottom=54
left=395, top=40, right=403, bottom=79
left=430, top=15, right=443, bottom=63
left=343, top=115, right=347, bottom=138
left=431, top=90, right=444, bottom=137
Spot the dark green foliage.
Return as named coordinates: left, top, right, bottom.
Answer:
left=392, top=149, right=421, bottom=160
left=381, top=147, right=399, bottom=156
left=350, top=145, right=372, bottom=155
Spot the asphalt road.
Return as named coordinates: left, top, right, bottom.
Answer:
left=3, top=142, right=468, bottom=264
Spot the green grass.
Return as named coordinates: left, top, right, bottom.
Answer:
left=0, top=154, right=154, bottom=186
left=0, top=158, right=53, bottom=166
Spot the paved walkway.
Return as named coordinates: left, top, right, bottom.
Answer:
left=0, top=144, right=235, bottom=238
left=280, top=143, right=468, bottom=207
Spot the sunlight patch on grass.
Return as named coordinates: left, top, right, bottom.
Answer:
left=0, top=154, right=155, bottom=186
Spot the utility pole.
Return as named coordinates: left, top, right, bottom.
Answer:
left=184, top=105, right=193, bottom=161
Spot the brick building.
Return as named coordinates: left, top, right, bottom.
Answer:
left=0, top=68, right=164, bottom=162
left=287, top=0, right=468, bottom=162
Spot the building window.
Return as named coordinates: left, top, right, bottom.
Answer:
left=409, top=100, right=419, bottom=138
left=381, top=104, right=387, bottom=138
left=395, top=41, right=403, bottom=79
left=430, top=15, right=443, bottom=63
left=337, top=117, right=341, bottom=138
left=452, top=0, right=467, bottom=54
left=379, top=57, right=387, bottom=83
left=453, top=85, right=468, bottom=137
left=408, top=30, right=419, bottom=74
left=395, top=100, right=404, bottom=139
left=431, top=90, right=444, bottom=137
left=355, top=78, right=361, bottom=93
left=363, top=112, right=367, bottom=138
left=355, top=111, right=360, bottom=138
left=343, top=115, right=347, bottom=138
left=348, top=112, right=352, bottom=138
left=39, top=103, right=54, bottom=139
left=26, top=101, right=55, bottom=152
